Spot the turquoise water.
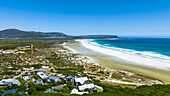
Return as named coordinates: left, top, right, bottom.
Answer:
left=88, top=38, right=170, bottom=63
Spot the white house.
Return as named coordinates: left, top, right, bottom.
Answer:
left=37, top=72, right=48, bottom=79
left=95, top=85, right=104, bottom=91
left=78, top=84, right=95, bottom=91
left=22, top=76, right=32, bottom=81
left=0, top=79, right=21, bottom=86
left=42, top=66, right=49, bottom=69
left=70, top=88, right=89, bottom=95
left=74, top=77, right=89, bottom=86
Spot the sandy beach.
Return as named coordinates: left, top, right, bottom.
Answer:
left=79, top=40, right=170, bottom=70
left=66, top=40, right=170, bottom=84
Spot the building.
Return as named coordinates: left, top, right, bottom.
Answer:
left=34, top=79, right=43, bottom=85
left=74, top=77, right=89, bottom=86
left=65, top=75, right=75, bottom=82
left=95, top=85, right=104, bottom=92
left=42, top=66, right=49, bottom=69
left=1, top=89, right=18, bottom=96
left=78, top=84, right=95, bottom=92
left=22, top=76, right=32, bottom=81
left=45, top=76, right=61, bottom=83
left=44, top=88, right=53, bottom=93
left=0, top=49, right=3, bottom=53
left=52, top=85, right=66, bottom=90
left=0, top=79, right=21, bottom=86
left=37, top=72, right=48, bottom=79
left=70, top=88, right=89, bottom=95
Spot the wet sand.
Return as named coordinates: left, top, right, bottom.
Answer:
left=66, top=41, right=170, bottom=84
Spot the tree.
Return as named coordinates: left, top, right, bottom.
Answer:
left=85, top=88, right=91, bottom=93
left=18, top=85, right=27, bottom=92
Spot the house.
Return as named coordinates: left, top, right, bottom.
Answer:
left=36, top=70, right=49, bottom=75
left=23, top=67, right=34, bottom=71
left=70, top=88, right=89, bottom=95
left=1, top=88, right=18, bottom=96
left=0, top=49, right=3, bottom=53
left=95, top=85, right=104, bottom=92
left=22, top=76, right=32, bottom=81
left=37, top=72, right=48, bottom=79
left=0, top=79, right=21, bottom=86
left=45, top=76, right=61, bottom=83
left=34, top=79, right=43, bottom=85
left=74, top=77, right=89, bottom=86
left=52, top=85, right=66, bottom=90
left=78, top=84, right=95, bottom=92
left=44, top=88, right=59, bottom=93
left=44, top=88, right=53, bottom=93
left=18, top=92, right=26, bottom=94
left=15, top=51, right=25, bottom=54
left=42, top=66, right=49, bottom=69
left=65, top=75, right=75, bottom=82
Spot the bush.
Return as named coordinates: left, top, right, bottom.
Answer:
left=98, top=71, right=104, bottom=74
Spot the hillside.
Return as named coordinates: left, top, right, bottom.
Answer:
left=0, top=29, right=70, bottom=39
left=0, top=29, right=118, bottom=39
left=0, top=29, right=50, bottom=39
left=43, top=32, right=73, bottom=39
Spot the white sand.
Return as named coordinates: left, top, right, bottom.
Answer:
left=105, top=79, right=145, bottom=86
left=63, top=43, right=77, bottom=54
left=78, top=40, right=170, bottom=70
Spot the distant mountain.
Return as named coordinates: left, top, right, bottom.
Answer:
left=0, top=29, right=69, bottom=39
left=42, top=32, right=73, bottom=39
left=0, top=29, right=49, bottom=39
left=0, top=29, right=118, bottom=39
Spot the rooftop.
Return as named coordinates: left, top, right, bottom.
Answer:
left=0, top=79, right=21, bottom=85
left=78, top=84, right=95, bottom=91
left=70, top=88, right=89, bottom=95
left=75, top=77, right=88, bottom=85
left=37, top=72, right=48, bottom=79
left=1, top=88, right=18, bottom=96
left=34, top=79, right=43, bottom=85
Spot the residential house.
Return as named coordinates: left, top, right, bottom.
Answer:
left=1, top=89, right=18, bottom=96
left=0, top=49, right=3, bottom=53
left=45, top=76, right=61, bottom=83
left=22, top=76, right=32, bottom=81
left=34, top=79, right=43, bottom=85
left=37, top=72, right=48, bottom=79
left=44, top=88, right=59, bottom=93
left=0, top=79, right=21, bottom=86
left=78, top=84, right=96, bottom=92
left=42, top=66, right=49, bottom=69
left=74, top=77, right=89, bottom=86
left=65, top=75, right=75, bottom=82
left=70, top=88, right=89, bottom=95
left=52, top=85, right=66, bottom=90
left=95, top=85, right=104, bottom=92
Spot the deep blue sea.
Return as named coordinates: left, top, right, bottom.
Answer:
left=88, top=38, right=170, bottom=63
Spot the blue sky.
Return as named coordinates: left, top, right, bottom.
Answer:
left=0, top=0, right=170, bottom=37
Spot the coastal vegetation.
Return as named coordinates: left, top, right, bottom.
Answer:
left=0, top=39, right=169, bottom=96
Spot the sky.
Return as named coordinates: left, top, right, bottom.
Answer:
left=0, top=0, right=170, bottom=37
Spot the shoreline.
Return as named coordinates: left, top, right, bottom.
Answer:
left=63, top=42, right=101, bottom=66
left=78, top=39, right=170, bottom=71
left=63, top=41, right=164, bottom=85
left=65, top=40, right=170, bottom=84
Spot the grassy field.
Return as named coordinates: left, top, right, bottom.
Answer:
left=66, top=41, right=170, bottom=84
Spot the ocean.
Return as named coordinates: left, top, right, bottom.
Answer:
left=84, top=38, right=170, bottom=70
